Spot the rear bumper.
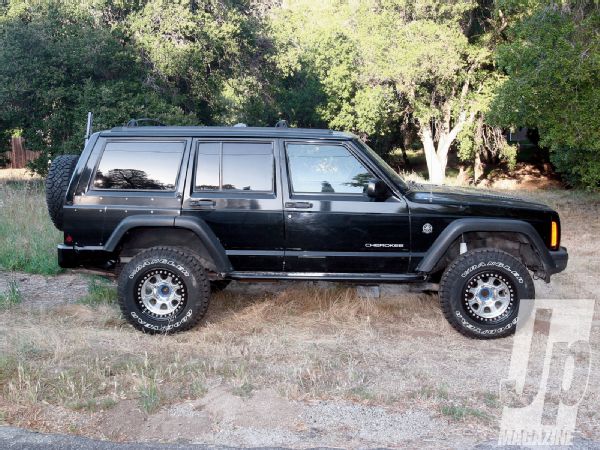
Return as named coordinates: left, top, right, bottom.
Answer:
left=57, top=244, right=115, bottom=269
left=548, top=246, right=568, bottom=275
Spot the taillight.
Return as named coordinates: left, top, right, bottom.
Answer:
left=550, top=220, right=559, bottom=250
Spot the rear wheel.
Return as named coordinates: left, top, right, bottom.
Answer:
left=118, top=247, right=210, bottom=333
left=439, top=248, right=535, bottom=339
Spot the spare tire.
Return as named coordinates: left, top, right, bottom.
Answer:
left=45, top=155, right=79, bottom=231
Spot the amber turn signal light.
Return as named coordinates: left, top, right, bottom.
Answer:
left=550, top=220, right=559, bottom=249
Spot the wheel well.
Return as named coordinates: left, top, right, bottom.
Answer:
left=117, top=227, right=219, bottom=272
left=430, top=231, right=545, bottom=279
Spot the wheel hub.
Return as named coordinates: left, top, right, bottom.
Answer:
left=137, top=270, right=186, bottom=318
left=464, top=273, right=514, bottom=321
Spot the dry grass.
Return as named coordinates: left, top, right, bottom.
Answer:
left=0, top=284, right=482, bottom=434
left=0, top=177, right=598, bottom=445
left=0, top=168, right=41, bottom=182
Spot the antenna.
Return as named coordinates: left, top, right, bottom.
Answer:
left=84, top=112, right=93, bottom=146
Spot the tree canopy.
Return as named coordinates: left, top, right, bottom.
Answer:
left=0, top=0, right=598, bottom=187
left=489, top=0, right=600, bottom=187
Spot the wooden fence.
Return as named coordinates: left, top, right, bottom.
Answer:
left=8, top=137, right=37, bottom=169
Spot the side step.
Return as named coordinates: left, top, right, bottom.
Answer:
left=228, top=271, right=427, bottom=283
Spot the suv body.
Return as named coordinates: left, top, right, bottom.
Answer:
left=48, top=126, right=568, bottom=338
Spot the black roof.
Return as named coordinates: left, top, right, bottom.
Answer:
left=101, top=126, right=356, bottom=140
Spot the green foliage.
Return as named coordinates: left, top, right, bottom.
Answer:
left=490, top=0, right=600, bottom=187
left=551, top=147, right=600, bottom=188
left=0, top=181, right=62, bottom=275
left=0, top=0, right=598, bottom=184
left=270, top=0, right=484, bottom=165
left=139, top=379, right=161, bottom=414
left=127, top=0, right=267, bottom=124
left=441, top=403, right=489, bottom=421
left=457, top=120, right=517, bottom=173
left=458, top=122, right=477, bottom=162
left=0, top=0, right=250, bottom=175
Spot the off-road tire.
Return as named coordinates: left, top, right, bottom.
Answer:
left=439, top=248, right=535, bottom=339
left=118, top=247, right=210, bottom=333
left=45, top=154, right=79, bottom=231
left=210, top=280, right=231, bottom=293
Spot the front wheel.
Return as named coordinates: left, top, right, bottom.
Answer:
left=118, top=247, right=210, bottom=333
left=439, top=248, right=535, bottom=339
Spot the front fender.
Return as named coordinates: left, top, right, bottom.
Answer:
left=415, top=218, right=559, bottom=276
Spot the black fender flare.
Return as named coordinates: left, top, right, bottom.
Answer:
left=416, top=218, right=555, bottom=275
left=103, top=215, right=233, bottom=273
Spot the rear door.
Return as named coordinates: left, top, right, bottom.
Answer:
left=181, top=138, right=284, bottom=271
left=281, top=140, right=410, bottom=273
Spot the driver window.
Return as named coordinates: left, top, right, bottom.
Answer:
left=286, top=144, right=372, bottom=194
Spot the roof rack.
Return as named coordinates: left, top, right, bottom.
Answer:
left=126, top=118, right=166, bottom=127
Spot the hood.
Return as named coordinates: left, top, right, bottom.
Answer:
left=404, top=182, right=553, bottom=211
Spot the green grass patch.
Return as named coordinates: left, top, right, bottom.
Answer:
left=0, top=181, right=62, bottom=275
left=0, top=280, right=22, bottom=308
left=69, top=397, right=117, bottom=412
left=483, top=392, right=500, bottom=408
left=232, top=381, right=255, bottom=398
left=188, top=378, right=208, bottom=399
left=441, top=404, right=489, bottom=421
left=409, top=384, right=449, bottom=401
left=79, top=277, right=117, bottom=306
left=0, top=355, right=19, bottom=385
left=139, top=380, right=162, bottom=414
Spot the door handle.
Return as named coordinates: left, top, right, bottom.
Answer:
left=189, top=199, right=216, bottom=209
left=285, top=201, right=313, bottom=209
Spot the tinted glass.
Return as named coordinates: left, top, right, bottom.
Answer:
left=222, top=143, right=273, bottom=191
left=93, top=141, right=184, bottom=190
left=195, top=142, right=220, bottom=190
left=355, top=140, right=408, bottom=191
left=194, top=142, right=274, bottom=192
left=286, top=144, right=372, bottom=194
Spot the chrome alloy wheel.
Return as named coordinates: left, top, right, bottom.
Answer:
left=136, top=269, right=187, bottom=319
left=463, top=272, right=515, bottom=322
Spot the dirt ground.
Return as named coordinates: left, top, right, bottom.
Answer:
left=0, top=188, right=599, bottom=449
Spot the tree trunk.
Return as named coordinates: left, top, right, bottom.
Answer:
left=474, top=150, right=484, bottom=182
left=420, top=126, right=446, bottom=184
left=418, top=110, right=473, bottom=185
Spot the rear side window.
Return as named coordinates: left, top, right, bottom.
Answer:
left=286, top=143, right=372, bottom=194
left=93, top=141, right=185, bottom=190
left=195, top=141, right=274, bottom=192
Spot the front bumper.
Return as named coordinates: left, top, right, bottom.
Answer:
left=548, top=246, right=568, bottom=275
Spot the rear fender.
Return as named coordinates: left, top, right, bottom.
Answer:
left=104, top=215, right=233, bottom=273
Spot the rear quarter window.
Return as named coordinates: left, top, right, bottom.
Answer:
left=93, top=140, right=185, bottom=191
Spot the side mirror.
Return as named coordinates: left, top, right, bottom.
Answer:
left=366, top=178, right=391, bottom=200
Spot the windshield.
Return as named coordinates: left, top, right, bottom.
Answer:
left=354, top=139, right=409, bottom=191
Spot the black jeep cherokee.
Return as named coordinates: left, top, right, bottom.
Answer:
left=45, top=125, right=568, bottom=338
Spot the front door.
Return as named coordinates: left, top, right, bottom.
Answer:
left=182, top=138, right=284, bottom=271
left=281, top=140, right=410, bottom=273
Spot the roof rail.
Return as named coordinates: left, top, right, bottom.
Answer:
left=126, top=118, right=166, bottom=127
